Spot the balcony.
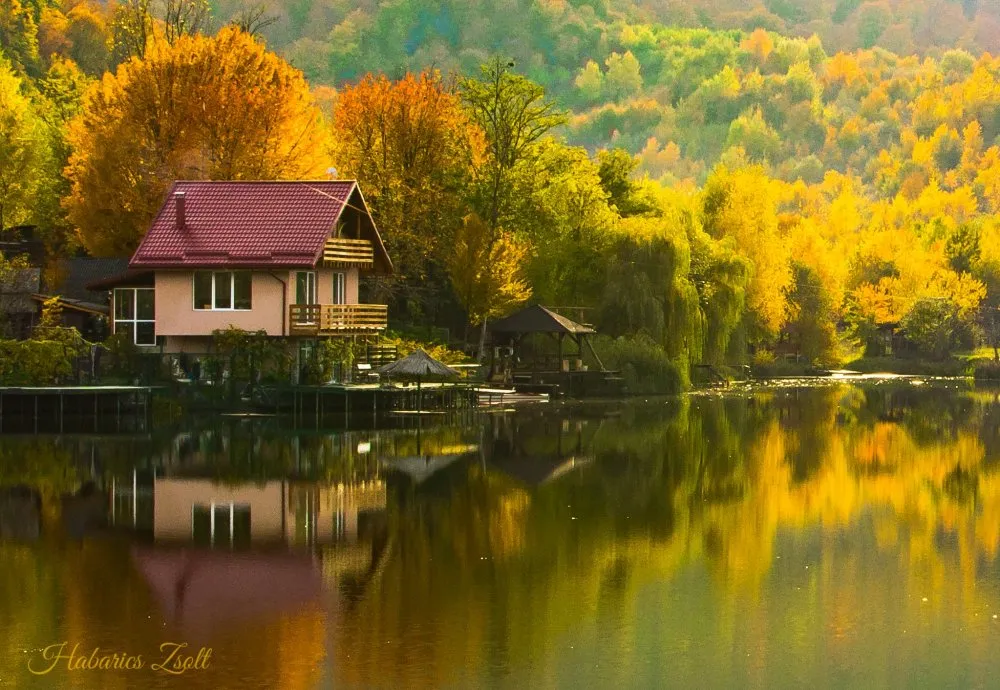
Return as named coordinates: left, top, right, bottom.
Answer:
left=289, top=304, right=388, bottom=336
left=323, top=238, right=374, bottom=268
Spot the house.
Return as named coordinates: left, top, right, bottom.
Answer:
left=0, top=265, right=40, bottom=339
left=31, top=257, right=129, bottom=341
left=101, top=180, right=393, bottom=357
left=114, top=475, right=387, bottom=548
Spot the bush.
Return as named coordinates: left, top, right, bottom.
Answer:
left=972, top=358, right=1000, bottom=380
left=382, top=333, right=471, bottom=365
left=901, top=298, right=959, bottom=360
left=591, top=333, right=687, bottom=395
left=101, top=331, right=141, bottom=380
left=211, top=327, right=294, bottom=384
left=0, top=339, right=85, bottom=385
left=299, top=338, right=366, bottom=384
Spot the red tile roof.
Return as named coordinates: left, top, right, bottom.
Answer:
left=130, top=181, right=375, bottom=269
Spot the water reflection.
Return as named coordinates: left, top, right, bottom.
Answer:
left=4, top=384, right=1000, bottom=687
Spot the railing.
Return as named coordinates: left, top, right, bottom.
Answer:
left=289, top=304, right=388, bottom=335
left=323, top=238, right=374, bottom=267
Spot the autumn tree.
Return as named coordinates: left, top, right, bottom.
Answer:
left=701, top=165, right=792, bottom=350
left=0, top=55, right=49, bottom=233
left=0, top=0, right=40, bottom=76
left=331, top=70, right=484, bottom=318
left=448, top=213, right=531, bottom=327
left=64, top=27, right=335, bottom=256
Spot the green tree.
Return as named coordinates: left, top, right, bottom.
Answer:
left=574, top=60, right=604, bottom=103
left=604, top=51, right=643, bottom=101
left=461, top=57, right=566, bottom=238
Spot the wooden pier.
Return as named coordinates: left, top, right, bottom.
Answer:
left=0, top=381, right=550, bottom=435
left=0, top=386, right=155, bottom=434
left=273, top=382, right=480, bottom=427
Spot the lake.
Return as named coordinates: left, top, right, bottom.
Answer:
left=2, top=380, right=999, bottom=688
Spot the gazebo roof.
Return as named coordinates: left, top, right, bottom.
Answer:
left=376, top=349, right=459, bottom=378
left=487, top=305, right=595, bottom=335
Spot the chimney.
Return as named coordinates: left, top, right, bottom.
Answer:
left=174, top=191, right=186, bottom=231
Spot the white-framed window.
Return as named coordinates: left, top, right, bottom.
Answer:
left=193, top=271, right=251, bottom=310
left=295, top=271, right=317, bottom=305
left=114, top=288, right=156, bottom=345
left=192, top=502, right=251, bottom=548
left=333, top=271, right=346, bottom=305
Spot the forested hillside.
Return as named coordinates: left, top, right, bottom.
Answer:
left=4, top=0, right=1000, bottom=391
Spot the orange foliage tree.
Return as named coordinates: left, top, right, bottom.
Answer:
left=63, top=27, right=334, bottom=256
left=331, top=71, right=484, bottom=305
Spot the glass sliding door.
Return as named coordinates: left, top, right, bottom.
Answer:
left=295, top=271, right=317, bottom=304
left=295, top=271, right=318, bottom=326
left=333, top=272, right=346, bottom=305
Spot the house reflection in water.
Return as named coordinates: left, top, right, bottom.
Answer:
left=108, top=469, right=387, bottom=550
left=148, top=479, right=387, bottom=549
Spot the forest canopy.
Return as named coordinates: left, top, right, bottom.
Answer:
left=3, top=0, right=1000, bottom=389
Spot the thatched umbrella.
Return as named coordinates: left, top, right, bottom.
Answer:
left=376, top=349, right=459, bottom=415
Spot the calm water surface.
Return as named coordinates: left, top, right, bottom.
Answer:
left=2, top=381, right=1000, bottom=688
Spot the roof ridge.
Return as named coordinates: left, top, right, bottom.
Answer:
left=173, top=179, right=358, bottom=184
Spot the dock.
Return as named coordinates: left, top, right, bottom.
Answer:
left=0, top=386, right=155, bottom=434
left=0, top=379, right=557, bottom=435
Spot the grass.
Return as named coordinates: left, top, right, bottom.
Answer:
left=842, top=356, right=971, bottom=376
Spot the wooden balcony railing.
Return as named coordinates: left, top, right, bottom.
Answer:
left=289, top=304, right=388, bottom=335
left=323, top=238, right=374, bottom=267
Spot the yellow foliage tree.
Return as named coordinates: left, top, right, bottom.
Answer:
left=701, top=165, right=792, bottom=339
left=63, top=27, right=335, bottom=256
left=449, top=213, right=532, bottom=327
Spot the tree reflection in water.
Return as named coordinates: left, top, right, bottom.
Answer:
left=2, top=383, right=1000, bottom=687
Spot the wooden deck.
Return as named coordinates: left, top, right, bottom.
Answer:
left=289, top=304, right=388, bottom=336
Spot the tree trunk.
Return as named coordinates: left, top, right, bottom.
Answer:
left=478, top=319, right=488, bottom=364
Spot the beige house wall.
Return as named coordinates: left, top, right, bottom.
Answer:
left=143, top=267, right=361, bottom=347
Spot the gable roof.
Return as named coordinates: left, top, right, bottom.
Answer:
left=488, top=305, right=596, bottom=335
left=128, top=180, right=392, bottom=271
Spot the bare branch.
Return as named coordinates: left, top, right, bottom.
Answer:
left=231, top=4, right=278, bottom=39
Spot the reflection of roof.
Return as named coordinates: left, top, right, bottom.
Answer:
left=132, top=546, right=322, bottom=636
left=488, top=305, right=595, bottom=335
left=489, top=454, right=590, bottom=487
left=129, top=180, right=392, bottom=271
left=382, top=454, right=465, bottom=483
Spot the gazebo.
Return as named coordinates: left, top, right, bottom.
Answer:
left=486, top=305, right=620, bottom=396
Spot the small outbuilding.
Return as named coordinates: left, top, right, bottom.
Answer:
left=486, top=304, right=622, bottom=396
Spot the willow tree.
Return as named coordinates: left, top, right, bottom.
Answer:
left=64, top=27, right=334, bottom=256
